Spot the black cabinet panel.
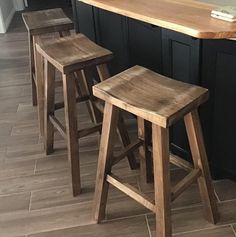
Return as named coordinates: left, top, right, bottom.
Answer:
left=128, top=19, right=162, bottom=73
left=76, top=1, right=96, bottom=41
left=71, top=0, right=78, bottom=32
left=94, top=9, right=129, bottom=75
left=162, top=29, right=200, bottom=84
left=202, top=39, right=236, bottom=180
left=172, top=41, right=191, bottom=82
left=162, top=29, right=201, bottom=160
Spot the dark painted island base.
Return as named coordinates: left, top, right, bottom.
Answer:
left=72, top=1, right=236, bottom=181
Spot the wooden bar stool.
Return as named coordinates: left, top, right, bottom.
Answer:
left=36, top=34, right=137, bottom=196
left=92, top=66, right=219, bottom=237
left=22, top=8, right=73, bottom=136
left=22, top=8, right=73, bottom=106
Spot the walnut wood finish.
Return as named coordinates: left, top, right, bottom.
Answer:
left=38, top=34, right=137, bottom=195
left=137, top=117, right=153, bottom=183
left=93, top=65, right=209, bottom=128
left=152, top=124, right=172, bottom=237
left=36, top=34, right=113, bottom=74
left=80, top=0, right=236, bottom=39
left=184, top=110, right=219, bottom=224
left=92, top=65, right=218, bottom=237
left=62, top=73, right=81, bottom=196
left=22, top=8, right=73, bottom=107
left=22, top=8, right=73, bottom=35
left=33, top=35, right=45, bottom=136
left=44, top=60, right=55, bottom=154
left=93, top=102, right=120, bottom=222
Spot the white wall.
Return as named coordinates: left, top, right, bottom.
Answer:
left=0, top=0, right=25, bottom=33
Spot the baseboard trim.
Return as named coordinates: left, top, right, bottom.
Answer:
left=0, top=8, right=5, bottom=33
left=4, top=7, right=16, bottom=32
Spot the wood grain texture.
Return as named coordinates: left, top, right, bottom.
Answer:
left=22, top=8, right=73, bottom=35
left=22, top=8, right=72, bottom=110
left=152, top=124, right=172, bottom=237
left=62, top=73, right=81, bottom=196
left=93, top=102, right=119, bottom=222
left=96, top=63, right=138, bottom=169
left=29, top=33, right=37, bottom=106
left=137, top=117, right=153, bottom=183
left=36, top=34, right=113, bottom=73
left=184, top=110, right=219, bottom=224
left=44, top=60, right=56, bottom=155
left=93, top=65, right=208, bottom=128
left=33, top=35, right=44, bottom=135
left=80, top=0, right=236, bottom=39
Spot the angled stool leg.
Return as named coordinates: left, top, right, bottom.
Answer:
left=59, top=30, right=71, bottom=37
left=117, top=115, right=138, bottom=169
left=184, top=110, right=219, bottom=224
left=97, top=64, right=138, bottom=170
left=79, top=69, right=103, bottom=123
left=62, top=73, right=81, bottom=196
left=138, top=117, right=153, bottom=183
left=93, top=102, right=119, bottom=222
left=96, top=63, right=110, bottom=82
left=44, top=60, right=55, bottom=154
left=152, top=124, right=172, bottom=237
left=33, top=35, right=44, bottom=137
left=29, top=33, right=37, bottom=106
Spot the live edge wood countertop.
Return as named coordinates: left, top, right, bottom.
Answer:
left=79, top=0, right=236, bottom=39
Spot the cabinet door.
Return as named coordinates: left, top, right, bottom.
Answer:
left=162, top=29, right=201, bottom=160
left=76, top=1, right=96, bottom=41
left=202, top=39, right=236, bottom=181
left=94, top=8, right=129, bottom=75
left=71, top=0, right=78, bottom=32
left=128, top=19, right=162, bottom=73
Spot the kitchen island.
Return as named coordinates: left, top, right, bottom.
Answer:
left=71, top=0, right=236, bottom=181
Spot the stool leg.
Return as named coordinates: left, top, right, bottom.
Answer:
left=93, top=102, right=119, bottom=222
left=33, top=35, right=44, bottom=137
left=78, top=69, right=103, bottom=123
left=138, top=117, right=153, bottom=183
left=28, top=33, right=37, bottom=106
left=59, top=30, right=71, bottom=37
left=152, top=124, right=172, bottom=237
left=117, top=115, right=138, bottom=169
left=62, top=73, right=81, bottom=196
left=44, top=60, right=55, bottom=154
left=96, top=63, right=110, bottom=82
left=73, top=71, right=98, bottom=123
left=97, top=64, right=138, bottom=170
left=184, top=110, right=218, bottom=224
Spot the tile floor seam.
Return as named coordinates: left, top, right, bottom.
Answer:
left=29, top=191, right=32, bottom=211
left=173, top=223, right=236, bottom=236
left=103, top=212, right=150, bottom=223
left=28, top=200, right=94, bottom=213
left=0, top=201, right=94, bottom=220
left=9, top=125, right=14, bottom=137
left=214, top=189, right=221, bottom=202
left=33, top=159, right=37, bottom=175
left=29, top=198, right=95, bottom=212
left=145, top=214, right=152, bottom=237
left=29, top=184, right=70, bottom=194
left=231, top=224, right=236, bottom=237
left=219, top=199, right=236, bottom=204
left=0, top=191, right=30, bottom=198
